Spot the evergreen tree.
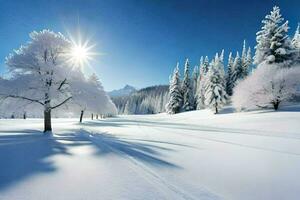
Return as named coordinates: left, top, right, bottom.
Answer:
left=226, top=52, right=235, bottom=96
left=196, top=56, right=210, bottom=109
left=292, top=24, right=300, bottom=48
left=200, top=56, right=204, bottom=68
left=246, top=47, right=252, bottom=72
left=254, top=6, right=293, bottom=65
left=204, top=60, right=227, bottom=114
left=220, top=49, right=225, bottom=64
left=232, top=52, right=243, bottom=82
left=241, top=41, right=252, bottom=78
left=292, top=24, right=300, bottom=63
left=166, top=63, right=183, bottom=114
left=192, top=65, right=199, bottom=109
left=214, top=52, right=225, bottom=76
left=202, top=56, right=210, bottom=74
left=182, top=59, right=194, bottom=111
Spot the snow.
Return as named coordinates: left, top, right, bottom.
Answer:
left=108, top=85, right=137, bottom=97
left=1, top=106, right=300, bottom=199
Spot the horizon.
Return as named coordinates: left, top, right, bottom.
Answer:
left=1, top=0, right=300, bottom=91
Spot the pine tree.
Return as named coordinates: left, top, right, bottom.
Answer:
left=246, top=47, right=252, bottom=74
left=166, top=63, right=183, bottom=114
left=204, top=60, right=227, bottom=114
left=292, top=24, right=300, bottom=48
left=200, top=56, right=204, bottom=68
left=226, top=52, right=235, bottom=96
left=214, top=51, right=225, bottom=76
left=292, top=24, right=300, bottom=63
left=192, top=65, right=199, bottom=109
left=196, top=56, right=210, bottom=110
left=241, top=41, right=252, bottom=78
left=220, top=49, right=225, bottom=64
left=232, top=52, right=243, bottom=82
left=254, top=6, right=293, bottom=65
left=202, top=56, right=210, bottom=74
left=182, top=59, right=194, bottom=111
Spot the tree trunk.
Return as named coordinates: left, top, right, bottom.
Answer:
left=91, top=113, right=93, bottom=120
left=44, top=109, right=52, bottom=132
left=79, top=110, right=84, bottom=123
left=96, top=114, right=98, bottom=119
left=215, top=102, right=218, bottom=114
left=215, top=106, right=218, bottom=114
left=273, top=100, right=280, bottom=110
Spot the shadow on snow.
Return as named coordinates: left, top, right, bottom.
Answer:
left=0, top=127, right=179, bottom=191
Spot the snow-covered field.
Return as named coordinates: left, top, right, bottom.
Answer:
left=1, top=106, right=300, bottom=200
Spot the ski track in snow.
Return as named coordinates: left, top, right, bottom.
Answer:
left=144, top=123, right=300, bottom=156
left=81, top=130, right=217, bottom=200
left=1, top=107, right=300, bottom=200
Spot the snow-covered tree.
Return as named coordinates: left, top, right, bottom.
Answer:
left=232, top=63, right=300, bottom=111
left=166, top=63, right=183, bottom=114
left=226, top=52, right=235, bottom=96
left=241, top=40, right=252, bottom=78
left=232, top=52, right=243, bottom=84
left=0, top=30, right=116, bottom=130
left=292, top=24, right=300, bottom=48
left=192, top=65, right=199, bottom=108
left=196, top=56, right=210, bottom=109
left=254, top=6, right=294, bottom=65
left=246, top=47, right=252, bottom=71
left=202, top=56, right=210, bottom=74
left=70, top=72, right=117, bottom=122
left=292, top=24, right=300, bottom=63
left=182, top=59, right=194, bottom=111
left=1, top=30, right=72, bottom=133
left=204, top=56, right=227, bottom=114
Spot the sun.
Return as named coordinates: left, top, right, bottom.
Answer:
left=68, top=41, right=94, bottom=68
left=71, top=44, right=89, bottom=64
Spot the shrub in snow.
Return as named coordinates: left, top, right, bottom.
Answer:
left=232, top=63, right=300, bottom=111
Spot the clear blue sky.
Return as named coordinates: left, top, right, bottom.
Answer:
left=0, top=0, right=299, bottom=91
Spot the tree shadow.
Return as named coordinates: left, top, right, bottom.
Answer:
left=0, top=130, right=91, bottom=191
left=0, top=127, right=181, bottom=191
left=79, top=129, right=180, bottom=169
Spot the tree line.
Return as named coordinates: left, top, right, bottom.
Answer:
left=166, top=6, right=300, bottom=114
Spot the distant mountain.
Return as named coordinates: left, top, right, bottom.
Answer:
left=108, top=85, right=137, bottom=97
left=111, top=85, right=169, bottom=115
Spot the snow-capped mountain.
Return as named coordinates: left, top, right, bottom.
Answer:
left=108, top=85, right=137, bottom=97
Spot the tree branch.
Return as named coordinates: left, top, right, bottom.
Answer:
left=51, top=96, right=72, bottom=110
left=57, top=78, right=67, bottom=91
left=0, top=94, right=44, bottom=106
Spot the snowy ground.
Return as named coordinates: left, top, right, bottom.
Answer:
left=1, top=106, right=300, bottom=200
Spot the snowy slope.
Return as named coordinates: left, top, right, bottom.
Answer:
left=1, top=106, right=300, bottom=199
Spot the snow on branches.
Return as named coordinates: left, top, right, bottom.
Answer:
left=233, top=63, right=300, bottom=111
left=0, top=30, right=116, bottom=131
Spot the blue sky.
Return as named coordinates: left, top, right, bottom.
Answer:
left=0, top=0, right=299, bottom=91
